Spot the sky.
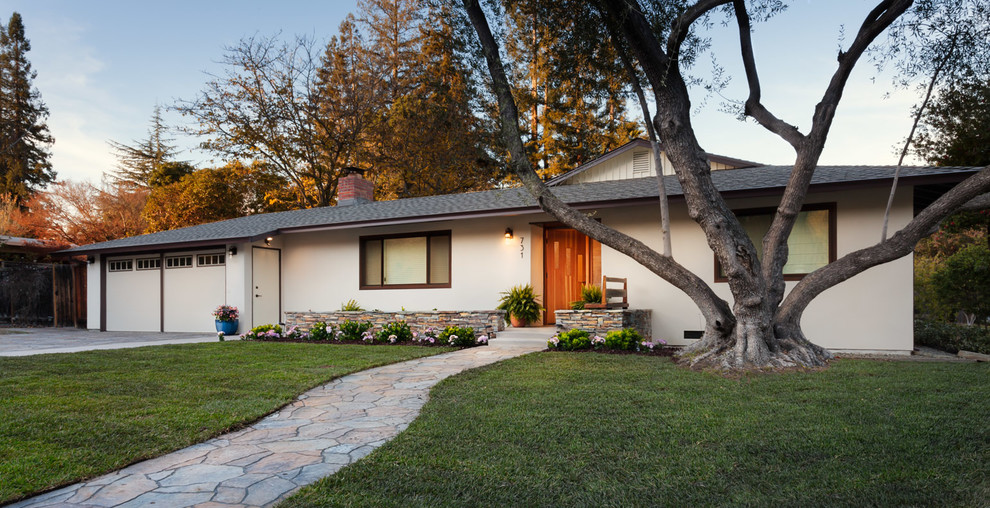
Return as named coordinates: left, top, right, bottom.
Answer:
left=4, top=0, right=923, bottom=184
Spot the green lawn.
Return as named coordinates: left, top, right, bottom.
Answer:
left=0, top=341, right=451, bottom=504
left=284, top=354, right=989, bottom=507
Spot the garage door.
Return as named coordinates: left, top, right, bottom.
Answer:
left=163, top=251, right=226, bottom=332
left=105, top=256, right=161, bottom=332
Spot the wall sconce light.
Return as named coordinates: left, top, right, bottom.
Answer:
left=87, top=256, right=95, bottom=264
left=265, top=236, right=273, bottom=246
left=504, top=228, right=513, bottom=240
left=228, top=247, right=237, bottom=256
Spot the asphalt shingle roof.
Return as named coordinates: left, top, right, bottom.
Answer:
left=63, top=165, right=980, bottom=255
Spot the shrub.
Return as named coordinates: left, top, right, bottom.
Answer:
left=243, top=323, right=283, bottom=340
left=931, top=243, right=990, bottom=324
left=308, top=322, right=333, bottom=341
left=549, top=329, right=591, bottom=350
left=915, top=319, right=990, bottom=355
left=340, top=299, right=364, bottom=311
left=570, top=285, right=603, bottom=310
left=439, top=326, right=477, bottom=347
left=496, top=284, right=544, bottom=325
left=376, top=321, right=413, bottom=344
left=339, top=320, right=372, bottom=341
left=604, top=328, right=642, bottom=351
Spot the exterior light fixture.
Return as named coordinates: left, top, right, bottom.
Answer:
left=228, top=247, right=237, bottom=256
left=504, top=228, right=513, bottom=240
left=265, top=237, right=273, bottom=246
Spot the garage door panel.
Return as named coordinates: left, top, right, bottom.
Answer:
left=106, top=264, right=160, bottom=332
left=163, top=256, right=225, bottom=333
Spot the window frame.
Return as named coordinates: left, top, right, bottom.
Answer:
left=108, top=259, right=133, bottom=272
left=714, top=202, right=836, bottom=282
left=359, top=230, right=452, bottom=290
left=197, top=253, right=225, bottom=267
left=135, top=258, right=161, bottom=270
left=165, top=255, right=194, bottom=269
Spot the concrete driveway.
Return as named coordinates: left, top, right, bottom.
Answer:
left=0, top=328, right=222, bottom=357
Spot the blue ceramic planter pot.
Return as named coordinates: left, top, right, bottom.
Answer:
left=216, top=320, right=238, bottom=335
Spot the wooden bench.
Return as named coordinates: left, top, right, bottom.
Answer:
left=584, top=276, right=629, bottom=309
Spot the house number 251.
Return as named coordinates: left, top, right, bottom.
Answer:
left=519, top=236, right=524, bottom=259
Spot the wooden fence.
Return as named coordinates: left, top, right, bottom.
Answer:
left=0, top=261, right=86, bottom=327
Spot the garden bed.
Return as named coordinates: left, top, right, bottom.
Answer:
left=241, top=321, right=490, bottom=348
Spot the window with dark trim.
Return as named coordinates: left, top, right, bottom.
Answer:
left=197, top=253, right=225, bottom=266
left=136, top=258, right=161, bottom=270
left=108, top=259, right=133, bottom=272
left=715, top=203, right=836, bottom=282
left=165, top=255, right=193, bottom=269
left=360, top=231, right=451, bottom=289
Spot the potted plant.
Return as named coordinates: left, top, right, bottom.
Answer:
left=213, top=305, right=239, bottom=334
left=496, top=284, right=544, bottom=327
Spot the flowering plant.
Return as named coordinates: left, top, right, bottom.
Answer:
left=439, top=325, right=478, bottom=347
left=213, top=305, right=238, bottom=322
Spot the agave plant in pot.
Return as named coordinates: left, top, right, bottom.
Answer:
left=496, top=284, right=544, bottom=327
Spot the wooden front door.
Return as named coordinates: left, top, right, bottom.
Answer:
left=544, top=228, right=600, bottom=324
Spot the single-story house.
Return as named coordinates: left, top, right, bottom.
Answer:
left=63, top=139, right=979, bottom=353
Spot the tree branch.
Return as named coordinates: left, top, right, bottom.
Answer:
left=666, top=0, right=733, bottom=62
left=463, top=0, right=733, bottom=329
left=778, top=165, right=990, bottom=324
left=732, top=0, right=805, bottom=148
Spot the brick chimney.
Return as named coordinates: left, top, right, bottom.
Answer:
left=337, top=167, right=374, bottom=206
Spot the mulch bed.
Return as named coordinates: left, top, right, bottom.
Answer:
left=543, top=347, right=677, bottom=357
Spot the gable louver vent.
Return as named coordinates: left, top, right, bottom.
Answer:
left=632, top=151, right=650, bottom=176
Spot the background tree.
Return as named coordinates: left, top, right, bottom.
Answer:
left=0, top=12, right=54, bottom=204
left=108, top=105, right=190, bottom=188
left=143, top=161, right=291, bottom=232
left=15, top=180, right=147, bottom=246
left=463, top=0, right=990, bottom=369
left=176, top=35, right=340, bottom=208
left=371, top=1, right=503, bottom=198
left=501, top=0, right=640, bottom=178
left=914, top=79, right=990, bottom=168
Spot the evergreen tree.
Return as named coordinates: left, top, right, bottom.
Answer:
left=376, top=3, right=502, bottom=198
left=501, top=0, right=640, bottom=179
left=915, top=79, right=990, bottom=167
left=109, top=104, right=189, bottom=188
left=0, top=12, right=54, bottom=203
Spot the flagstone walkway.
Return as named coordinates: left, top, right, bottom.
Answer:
left=9, top=330, right=551, bottom=508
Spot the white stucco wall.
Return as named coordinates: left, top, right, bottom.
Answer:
left=594, top=186, right=914, bottom=352
left=86, top=255, right=101, bottom=330
left=281, top=217, right=537, bottom=314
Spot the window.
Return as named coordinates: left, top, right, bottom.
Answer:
left=165, top=255, right=193, bottom=269
left=136, top=258, right=161, bottom=270
left=715, top=203, right=835, bottom=281
left=197, top=253, right=225, bottom=266
left=108, top=259, right=133, bottom=272
left=361, top=231, right=451, bottom=289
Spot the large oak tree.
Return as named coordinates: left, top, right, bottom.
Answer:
left=463, top=0, right=990, bottom=369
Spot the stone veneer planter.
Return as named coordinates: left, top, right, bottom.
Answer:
left=553, top=309, right=652, bottom=340
left=284, top=310, right=506, bottom=337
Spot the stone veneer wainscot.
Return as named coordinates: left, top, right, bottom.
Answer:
left=284, top=310, right=506, bottom=337
left=553, top=309, right=653, bottom=340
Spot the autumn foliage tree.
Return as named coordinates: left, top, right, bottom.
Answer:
left=143, top=161, right=291, bottom=233
left=14, top=180, right=147, bottom=247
